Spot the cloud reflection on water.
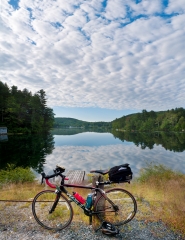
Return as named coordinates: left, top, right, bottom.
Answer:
left=45, top=142, right=185, bottom=178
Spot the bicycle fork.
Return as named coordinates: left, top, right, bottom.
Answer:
left=49, top=191, right=60, bottom=214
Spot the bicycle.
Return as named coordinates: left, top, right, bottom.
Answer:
left=32, top=165, right=137, bottom=231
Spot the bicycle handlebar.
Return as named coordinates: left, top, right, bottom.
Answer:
left=41, top=170, right=69, bottom=188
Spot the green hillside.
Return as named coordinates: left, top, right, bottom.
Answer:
left=112, top=108, right=185, bottom=132
left=53, top=117, right=111, bottom=129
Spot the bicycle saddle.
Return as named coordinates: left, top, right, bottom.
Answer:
left=90, top=169, right=109, bottom=175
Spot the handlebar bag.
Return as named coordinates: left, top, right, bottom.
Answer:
left=109, top=163, right=132, bottom=183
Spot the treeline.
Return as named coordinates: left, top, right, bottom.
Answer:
left=0, top=81, right=54, bottom=133
left=54, top=117, right=111, bottom=129
left=112, top=109, right=185, bottom=132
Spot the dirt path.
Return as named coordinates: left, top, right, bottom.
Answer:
left=0, top=201, right=184, bottom=240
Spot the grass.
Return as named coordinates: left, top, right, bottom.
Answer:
left=123, top=163, right=185, bottom=236
left=0, top=165, right=43, bottom=201
left=0, top=181, right=43, bottom=200
left=0, top=163, right=185, bottom=236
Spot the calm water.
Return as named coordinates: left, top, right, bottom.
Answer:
left=44, top=130, right=185, bottom=177
left=1, top=130, right=185, bottom=177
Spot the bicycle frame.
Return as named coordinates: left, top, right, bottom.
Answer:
left=45, top=177, right=117, bottom=218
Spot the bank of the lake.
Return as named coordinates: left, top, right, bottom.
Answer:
left=0, top=164, right=185, bottom=238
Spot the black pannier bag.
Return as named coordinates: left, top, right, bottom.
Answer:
left=109, top=163, right=132, bottom=183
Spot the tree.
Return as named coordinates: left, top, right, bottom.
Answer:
left=176, top=116, right=185, bottom=131
left=37, top=89, right=55, bottom=131
left=0, top=81, right=54, bottom=133
left=0, top=81, right=9, bottom=123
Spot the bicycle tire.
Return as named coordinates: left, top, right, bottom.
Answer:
left=94, top=188, right=137, bottom=226
left=32, top=190, right=73, bottom=231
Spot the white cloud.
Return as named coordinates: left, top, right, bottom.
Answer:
left=131, top=0, right=163, bottom=16
left=104, top=0, right=127, bottom=20
left=165, top=0, right=185, bottom=14
left=0, top=0, right=185, bottom=112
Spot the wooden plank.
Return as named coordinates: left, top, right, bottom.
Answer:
left=65, top=170, right=85, bottom=184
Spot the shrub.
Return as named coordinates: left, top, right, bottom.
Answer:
left=0, top=164, right=35, bottom=186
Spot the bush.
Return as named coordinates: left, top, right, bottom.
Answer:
left=0, top=164, right=35, bottom=186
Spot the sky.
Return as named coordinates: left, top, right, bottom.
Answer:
left=0, top=0, right=185, bottom=122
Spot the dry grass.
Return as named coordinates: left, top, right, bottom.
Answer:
left=0, top=182, right=44, bottom=201
left=123, top=164, right=185, bottom=236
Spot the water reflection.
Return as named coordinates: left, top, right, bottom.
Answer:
left=0, top=133, right=54, bottom=173
left=1, top=131, right=185, bottom=178
left=44, top=132, right=185, bottom=177
left=112, top=131, right=185, bottom=152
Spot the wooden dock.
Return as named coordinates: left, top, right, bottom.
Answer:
left=65, top=170, right=85, bottom=184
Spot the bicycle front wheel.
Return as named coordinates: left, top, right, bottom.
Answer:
left=94, top=188, right=137, bottom=226
left=32, top=190, right=73, bottom=231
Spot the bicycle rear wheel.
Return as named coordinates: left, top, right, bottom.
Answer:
left=32, top=190, right=73, bottom=231
left=94, top=188, right=137, bottom=226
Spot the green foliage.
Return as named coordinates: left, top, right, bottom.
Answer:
left=53, top=117, right=111, bottom=129
left=137, top=163, right=182, bottom=184
left=112, top=108, right=185, bottom=132
left=0, top=164, right=35, bottom=186
left=0, top=81, right=54, bottom=133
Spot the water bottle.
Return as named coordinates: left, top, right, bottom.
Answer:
left=85, top=193, right=93, bottom=209
left=73, top=192, right=86, bottom=204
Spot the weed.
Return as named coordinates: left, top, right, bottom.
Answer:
left=13, top=227, right=17, bottom=232
left=19, top=202, right=31, bottom=209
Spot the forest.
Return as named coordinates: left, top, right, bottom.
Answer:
left=0, top=81, right=54, bottom=133
left=54, top=117, right=111, bottom=129
left=111, top=109, right=185, bottom=132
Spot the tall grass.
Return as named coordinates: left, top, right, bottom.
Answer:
left=125, top=163, right=185, bottom=235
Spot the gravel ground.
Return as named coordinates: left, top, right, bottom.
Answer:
left=0, top=201, right=184, bottom=240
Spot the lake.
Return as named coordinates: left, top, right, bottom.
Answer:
left=1, top=130, right=185, bottom=178
left=44, top=130, right=185, bottom=177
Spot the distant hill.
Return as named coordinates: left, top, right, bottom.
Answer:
left=53, top=117, right=111, bottom=129
left=111, top=108, right=185, bottom=132
left=54, top=108, right=185, bottom=132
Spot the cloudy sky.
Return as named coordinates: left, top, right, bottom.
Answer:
left=1, top=0, right=185, bottom=121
